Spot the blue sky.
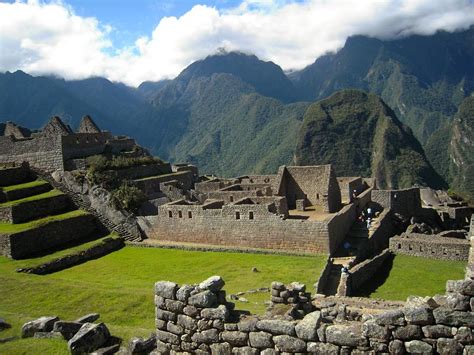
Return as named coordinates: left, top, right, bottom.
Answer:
left=62, top=0, right=244, bottom=48
left=1, top=0, right=474, bottom=85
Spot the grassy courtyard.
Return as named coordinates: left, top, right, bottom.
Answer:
left=0, top=247, right=326, bottom=353
left=360, top=254, right=466, bottom=299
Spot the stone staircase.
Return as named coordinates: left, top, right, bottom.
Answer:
left=32, top=168, right=142, bottom=242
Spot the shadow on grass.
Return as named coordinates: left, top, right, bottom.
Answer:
left=351, top=253, right=395, bottom=297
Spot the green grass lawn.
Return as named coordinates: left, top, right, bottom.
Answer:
left=1, top=179, right=48, bottom=192
left=0, top=210, right=88, bottom=234
left=1, top=247, right=326, bottom=353
left=365, top=254, right=466, bottom=300
left=0, top=189, right=64, bottom=208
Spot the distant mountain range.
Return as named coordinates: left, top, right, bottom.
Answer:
left=0, top=27, right=473, bottom=197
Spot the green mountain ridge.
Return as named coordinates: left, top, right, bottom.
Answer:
left=294, top=90, right=446, bottom=189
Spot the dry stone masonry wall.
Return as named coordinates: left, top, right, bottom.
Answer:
left=154, top=274, right=474, bottom=354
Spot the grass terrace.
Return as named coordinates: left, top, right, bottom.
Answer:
left=1, top=179, right=48, bottom=191
left=0, top=210, right=88, bottom=234
left=0, top=189, right=64, bottom=207
left=0, top=247, right=326, bottom=353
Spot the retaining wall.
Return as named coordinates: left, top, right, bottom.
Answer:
left=0, top=194, right=72, bottom=223
left=0, top=214, right=99, bottom=259
left=349, top=249, right=392, bottom=294
left=0, top=164, right=32, bottom=186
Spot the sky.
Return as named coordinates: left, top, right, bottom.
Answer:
left=1, top=0, right=474, bottom=87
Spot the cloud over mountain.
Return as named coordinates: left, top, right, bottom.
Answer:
left=1, top=0, right=474, bottom=86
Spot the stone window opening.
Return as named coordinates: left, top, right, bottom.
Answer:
left=188, top=211, right=192, bottom=218
left=168, top=211, right=172, bottom=218
left=178, top=211, right=183, bottom=218
left=230, top=196, right=234, bottom=202
left=317, top=193, right=320, bottom=200
left=249, top=211, right=254, bottom=220
left=397, top=243, right=401, bottom=249
left=235, top=211, right=240, bottom=220
left=443, top=248, right=447, bottom=255
left=419, top=245, right=423, bottom=252
left=408, top=244, right=412, bottom=251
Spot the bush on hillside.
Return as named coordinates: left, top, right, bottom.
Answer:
left=111, top=182, right=147, bottom=213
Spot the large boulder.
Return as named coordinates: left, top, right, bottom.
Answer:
left=188, top=291, right=217, bottom=308
left=68, top=322, right=111, bottom=355
left=256, top=319, right=295, bottom=335
left=326, top=323, right=366, bottom=347
left=0, top=318, right=11, bottom=331
left=273, top=335, right=306, bottom=352
left=155, top=281, right=178, bottom=299
left=128, top=334, right=156, bottom=354
left=75, top=313, right=100, bottom=323
left=404, top=340, right=433, bottom=354
left=21, top=316, right=59, bottom=338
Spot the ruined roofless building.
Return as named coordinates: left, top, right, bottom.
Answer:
left=0, top=115, right=139, bottom=172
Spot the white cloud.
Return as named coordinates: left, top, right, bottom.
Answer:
left=1, top=0, right=474, bottom=86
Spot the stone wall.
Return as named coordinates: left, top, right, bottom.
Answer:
left=327, top=203, right=357, bottom=254
left=61, top=132, right=111, bottom=160
left=0, top=135, right=64, bottom=172
left=154, top=275, right=474, bottom=354
left=276, top=165, right=341, bottom=213
left=140, top=204, right=332, bottom=253
left=389, top=232, right=470, bottom=261
left=0, top=182, right=52, bottom=202
left=0, top=194, right=72, bottom=223
left=0, top=214, right=99, bottom=259
left=315, top=258, right=334, bottom=294
left=207, top=190, right=262, bottom=204
left=0, top=164, right=32, bottom=186
left=371, top=188, right=422, bottom=217
left=348, top=249, right=392, bottom=295
left=17, top=237, right=124, bottom=275
left=366, top=209, right=395, bottom=256
left=134, top=170, right=193, bottom=196
left=337, top=177, right=365, bottom=204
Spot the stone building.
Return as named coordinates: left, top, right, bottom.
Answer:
left=0, top=116, right=139, bottom=172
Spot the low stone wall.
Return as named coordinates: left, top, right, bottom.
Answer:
left=0, top=164, right=32, bottom=186
left=0, top=214, right=99, bottom=259
left=367, top=209, right=395, bottom=255
left=154, top=275, right=474, bottom=354
left=371, top=187, right=422, bottom=217
left=113, top=162, right=173, bottom=181
left=348, top=249, right=392, bottom=294
left=327, top=203, right=357, bottom=254
left=17, top=237, right=124, bottom=274
left=0, top=194, right=72, bottom=223
left=390, top=232, right=470, bottom=261
left=134, top=170, right=194, bottom=195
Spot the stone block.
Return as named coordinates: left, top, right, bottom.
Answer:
left=237, top=318, right=258, bottom=332
left=374, top=309, right=405, bottom=326
left=231, top=346, right=258, bottom=355
left=437, top=338, right=463, bottom=355
left=191, top=329, right=219, bottom=344
left=455, top=327, right=473, bottom=344
left=157, top=309, right=177, bottom=322
left=75, top=313, right=100, bottom=323
left=157, top=330, right=180, bottom=345
left=362, top=320, right=390, bottom=341
left=388, top=339, right=405, bottom=355
left=393, top=325, right=422, bottom=340
left=446, top=293, right=471, bottom=311
left=52, top=321, right=83, bottom=340
left=422, top=325, right=453, bottom=338
left=199, top=276, right=225, bottom=292
left=273, top=335, right=306, bottom=352
left=260, top=349, right=279, bottom=355
left=188, top=291, right=217, bottom=308
left=325, top=324, right=366, bottom=347
left=271, top=282, right=285, bottom=290
left=256, top=319, right=295, bottom=335
left=177, top=285, right=195, bottom=302
left=295, top=311, right=320, bottom=341
left=249, top=331, right=273, bottom=348
left=306, top=342, right=339, bottom=354
left=165, top=299, right=185, bottom=313
left=68, top=322, right=111, bottom=355
left=21, top=316, right=59, bottom=338
left=404, top=340, right=433, bottom=354
left=224, top=323, right=238, bottom=331
left=167, top=322, right=184, bottom=335
left=128, top=335, right=156, bottom=354
left=201, top=305, right=229, bottom=321
left=404, top=306, right=434, bottom=325
left=210, top=342, right=231, bottom=355
left=433, top=307, right=474, bottom=327
left=155, top=281, right=178, bottom=299
left=447, top=280, right=474, bottom=296
left=33, top=331, right=63, bottom=339
left=220, top=331, right=248, bottom=346
left=183, top=306, right=199, bottom=317
left=213, top=319, right=224, bottom=330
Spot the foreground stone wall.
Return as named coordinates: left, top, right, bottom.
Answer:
left=154, top=275, right=474, bottom=354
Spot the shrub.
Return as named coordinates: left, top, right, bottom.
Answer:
left=111, top=182, right=147, bottom=213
